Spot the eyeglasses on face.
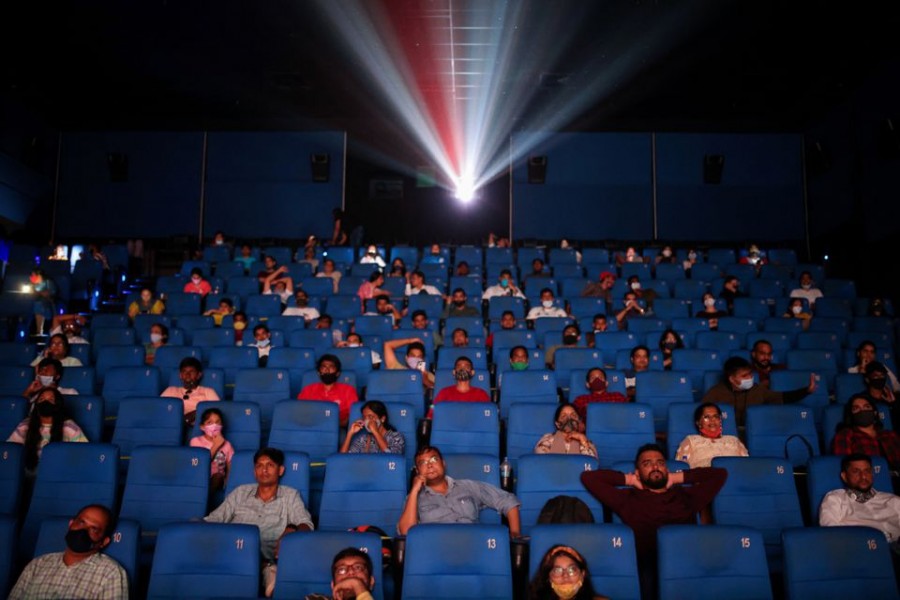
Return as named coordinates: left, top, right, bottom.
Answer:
left=549, top=565, right=581, bottom=579
left=415, top=455, right=439, bottom=468
left=335, top=563, right=368, bottom=576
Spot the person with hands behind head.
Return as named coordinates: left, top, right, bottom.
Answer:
left=340, top=400, right=405, bottom=455
left=383, top=337, right=434, bottom=390
left=397, top=446, right=521, bottom=537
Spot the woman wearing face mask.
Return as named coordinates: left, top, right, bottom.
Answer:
left=528, top=544, right=607, bottom=600
left=657, top=328, right=684, bottom=370
left=429, top=356, right=489, bottom=418
left=654, top=245, right=677, bottom=265
left=144, top=323, right=168, bottom=366
left=675, top=403, right=748, bottom=469
left=535, top=403, right=598, bottom=457
left=7, top=387, right=87, bottom=475
left=340, top=400, right=405, bottom=455
left=695, top=292, right=727, bottom=330
left=183, top=268, right=212, bottom=297
left=572, top=368, right=629, bottom=420
left=189, top=407, right=234, bottom=491
left=782, top=298, right=812, bottom=330
left=833, top=394, right=900, bottom=471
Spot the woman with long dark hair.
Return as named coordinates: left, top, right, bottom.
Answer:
left=340, top=400, right=405, bottom=454
left=7, top=387, right=87, bottom=474
left=528, top=544, right=607, bottom=600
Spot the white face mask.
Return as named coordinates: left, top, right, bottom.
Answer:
left=542, top=300, right=554, bottom=309
left=347, top=342, right=360, bottom=348
left=792, top=305, right=802, bottom=315
left=256, top=338, right=270, bottom=348
left=631, top=282, right=641, bottom=290
left=737, top=377, right=754, bottom=390
left=191, top=276, right=201, bottom=284
left=801, top=283, right=811, bottom=290
left=38, top=375, right=55, bottom=387
left=662, top=249, right=672, bottom=257
left=704, top=298, right=716, bottom=308
left=150, top=333, right=163, bottom=344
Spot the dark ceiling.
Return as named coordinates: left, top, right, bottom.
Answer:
left=3, top=0, right=899, bottom=156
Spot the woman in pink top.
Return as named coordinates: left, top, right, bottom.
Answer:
left=357, top=270, right=388, bottom=303
left=189, top=407, right=234, bottom=491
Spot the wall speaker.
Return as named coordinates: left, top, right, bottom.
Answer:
left=107, top=152, right=129, bottom=183
left=703, top=154, right=724, bottom=185
left=528, top=155, right=547, bottom=184
left=311, top=153, right=330, bottom=183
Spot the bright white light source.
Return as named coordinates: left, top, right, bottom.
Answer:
left=455, top=176, right=475, bottom=203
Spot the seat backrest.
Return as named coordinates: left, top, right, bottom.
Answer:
left=498, top=369, right=557, bottom=401
left=585, top=403, right=656, bottom=468
left=101, top=366, right=161, bottom=419
left=0, top=443, right=23, bottom=516
left=274, top=530, right=384, bottom=600
left=782, top=526, right=899, bottom=600
left=0, top=514, right=14, bottom=598
left=430, top=402, right=500, bottom=457
left=634, top=371, right=693, bottom=432
left=402, top=523, right=512, bottom=600
left=62, top=395, right=104, bottom=443
left=516, top=454, right=602, bottom=535
left=287, top=329, right=332, bottom=355
left=58, top=366, right=97, bottom=395
left=658, top=525, right=772, bottom=600
left=441, top=453, right=501, bottom=524
left=113, top=398, right=184, bottom=466
left=745, top=405, right=819, bottom=467
left=95, top=345, right=145, bottom=383
left=592, top=331, right=638, bottom=367
left=554, top=348, right=604, bottom=384
left=331, top=347, right=374, bottom=388
left=268, top=400, right=340, bottom=461
left=119, top=446, right=209, bottom=535
left=0, top=342, right=37, bottom=366
left=0, top=396, right=27, bottom=438
left=318, top=453, right=408, bottom=533
left=233, top=368, right=291, bottom=428
left=805, top=455, right=892, bottom=523
left=437, top=347, right=489, bottom=371
left=147, top=522, right=260, bottom=599
left=367, top=369, right=423, bottom=400
left=506, top=403, right=560, bottom=463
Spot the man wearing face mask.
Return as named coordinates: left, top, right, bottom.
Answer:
left=820, top=453, right=900, bottom=546
left=625, top=275, right=657, bottom=311
left=526, top=288, right=569, bottom=321
left=183, top=267, right=212, bottom=297
left=383, top=338, right=435, bottom=391
left=442, top=288, right=480, bottom=318
left=860, top=361, right=896, bottom=407
left=546, top=325, right=582, bottom=369
left=508, top=346, right=531, bottom=372
left=482, top=269, right=525, bottom=301
left=789, top=271, right=824, bottom=308
left=23, top=358, right=78, bottom=401
left=297, top=354, right=358, bottom=427
left=702, top=356, right=817, bottom=427
left=572, top=368, right=628, bottom=420
left=250, top=324, right=274, bottom=367
left=282, top=289, right=321, bottom=322
left=429, top=356, right=489, bottom=418
left=9, top=504, right=128, bottom=599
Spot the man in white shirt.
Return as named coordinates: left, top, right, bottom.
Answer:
left=820, top=453, right=900, bottom=545
left=526, top=287, right=568, bottom=321
left=282, top=289, right=320, bottom=323
left=789, top=271, right=824, bottom=307
left=482, top=269, right=525, bottom=301
left=404, top=270, right=442, bottom=296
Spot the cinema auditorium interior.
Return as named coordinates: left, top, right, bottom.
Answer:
left=1, top=1, right=900, bottom=599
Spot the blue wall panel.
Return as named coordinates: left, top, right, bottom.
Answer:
left=204, top=132, right=343, bottom=239
left=511, top=132, right=653, bottom=241
left=655, top=133, right=804, bottom=241
left=57, top=132, right=204, bottom=238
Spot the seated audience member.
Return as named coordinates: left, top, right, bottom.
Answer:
left=249, top=324, right=273, bottom=367
left=8, top=504, right=128, bottom=600
left=205, top=447, right=313, bottom=598
left=508, top=345, right=531, bottom=372
left=682, top=248, right=699, bottom=271
left=297, top=244, right=319, bottom=271
left=161, top=357, right=220, bottom=425
left=655, top=245, right=677, bottom=265
left=256, top=254, right=284, bottom=284
left=527, top=544, right=609, bottom=600
left=626, top=275, right=657, bottom=311
left=358, top=271, right=389, bottom=303
left=615, top=291, right=645, bottom=328
left=262, top=266, right=293, bottom=306
left=572, top=368, right=629, bottom=419
left=675, top=402, right=749, bottom=468
left=819, top=453, right=900, bottom=545
left=144, top=322, right=169, bottom=365
left=8, top=388, right=88, bottom=475
left=233, top=311, right=249, bottom=346
left=782, top=297, right=812, bottom=329
left=189, top=407, right=234, bottom=492
left=389, top=258, right=407, bottom=278
left=316, top=258, right=342, bottom=294
left=442, top=288, right=480, bottom=318
left=128, top=287, right=165, bottom=321
left=49, top=314, right=89, bottom=344
left=702, top=356, right=816, bottom=427
left=560, top=239, right=582, bottom=263
left=849, top=341, right=900, bottom=393
left=183, top=267, right=213, bottom=296
left=410, top=310, right=441, bottom=347
left=695, top=292, right=727, bottom=330
left=719, top=276, right=742, bottom=315
left=486, top=310, right=517, bottom=348
left=282, top=289, right=320, bottom=322
left=738, top=244, right=767, bottom=269
left=487, top=232, right=510, bottom=248
left=405, top=270, right=442, bottom=296
left=397, top=446, right=521, bottom=536
left=297, top=354, right=358, bottom=427
left=454, top=261, right=471, bottom=277
left=581, top=271, right=616, bottom=304
left=615, top=247, right=643, bottom=266
left=364, top=294, right=401, bottom=326
left=584, top=314, right=609, bottom=349
left=339, top=400, right=405, bottom=455
left=867, top=296, right=891, bottom=317
left=32, top=333, right=83, bottom=368
left=832, top=394, right=900, bottom=472
left=337, top=333, right=383, bottom=367
left=483, top=269, right=526, bottom=301
left=623, top=345, right=650, bottom=398
left=581, top=443, right=727, bottom=599
left=535, top=403, right=598, bottom=457
left=234, top=244, right=257, bottom=273
left=859, top=361, right=897, bottom=406
left=527, top=288, right=568, bottom=321
left=430, top=356, right=489, bottom=416
left=546, top=324, right=581, bottom=369
left=420, top=243, right=446, bottom=266
left=304, top=547, right=377, bottom=600
left=527, top=258, right=550, bottom=280
left=789, top=270, right=824, bottom=307
left=204, top=297, right=235, bottom=326
left=359, top=245, right=387, bottom=268
left=748, top=339, right=785, bottom=389
left=449, top=328, right=470, bottom=348
left=23, top=358, right=78, bottom=401
left=657, top=328, right=684, bottom=370
left=211, top=230, right=229, bottom=248
left=383, top=338, right=435, bottom=391
left=30, top=268, right=57, bottom=335
left=316, top=313, right=344, bottom=345
left=331, top=208, right=350, bottom=246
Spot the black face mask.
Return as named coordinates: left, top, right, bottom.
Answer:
left=852, top=410, right=877, bottom=428
left=320, top=372, right=338, bottom=385
left=65, top=528, right=98, bottom=553
left=453, top=300, right=466, bottom=307
left=868, top=377, right=887, bottom=391
left=36, top=401, right=57, bottom=418
left=563, top=334, right=578, bottom=345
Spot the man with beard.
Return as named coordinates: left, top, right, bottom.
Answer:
left=581, top=443, right=727, bottom=598
left=820, top=454, right=900, bottom=545
left=748, top=339, right=785, bottom=389
left=304, top=547, right=377, bottom=600
left=297, top=354, right=358, bottom=427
